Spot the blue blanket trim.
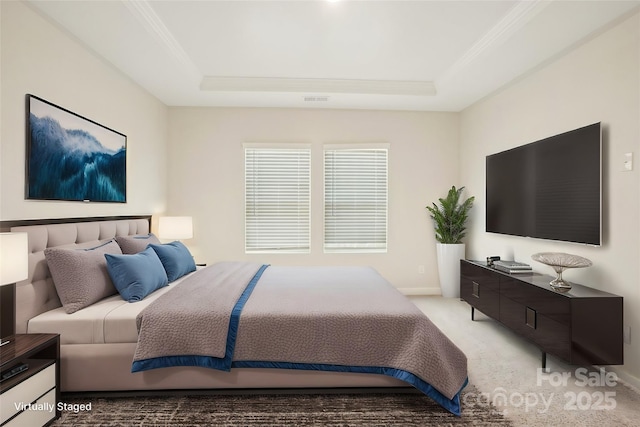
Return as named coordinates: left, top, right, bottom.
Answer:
left=131, top=264, right=269, bottom=373
left=232, top=361, right=467, bottom=416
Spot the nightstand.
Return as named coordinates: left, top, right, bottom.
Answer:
left=0, top=334, right=60, bottom=427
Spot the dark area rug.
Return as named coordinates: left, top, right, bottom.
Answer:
left=52, top=385, right=512, bottom=426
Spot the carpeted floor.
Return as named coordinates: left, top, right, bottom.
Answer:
left=412, top=297, right=640, bottom=426
left=52, top=385, right=512, bottom=426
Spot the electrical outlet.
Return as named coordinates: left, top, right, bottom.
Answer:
left=418, top=265, right=425, bottom=274
left=623, top=152, right=633, bottom=171
left=624, top=326, right=631, bottom=345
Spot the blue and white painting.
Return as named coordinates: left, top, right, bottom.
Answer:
left=27, top=95, right=126, bottom=202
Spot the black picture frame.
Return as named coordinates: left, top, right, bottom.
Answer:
left=25, top=94, right=127, bottom=203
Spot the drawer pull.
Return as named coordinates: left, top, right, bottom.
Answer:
left=526, top=307, right=537, bottom=329
left=472, top=281, right=480, bottom=298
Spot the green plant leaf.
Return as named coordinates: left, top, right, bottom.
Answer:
left=425, top=186, right=474, bottom=244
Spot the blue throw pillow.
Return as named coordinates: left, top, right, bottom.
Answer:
left=149, top=241, right=197, bottom=282
left=105, top=247, right=169, bottom=302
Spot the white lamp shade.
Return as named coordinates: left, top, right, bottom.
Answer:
left=158, top=217, right=193, bottom=240
left=0, top=232, right=29, bottom=285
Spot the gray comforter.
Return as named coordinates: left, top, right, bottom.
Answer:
left=133, top=262, right=467, bottom=402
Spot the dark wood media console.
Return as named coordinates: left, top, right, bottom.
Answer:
left=460, top=259, right=623, bottom=368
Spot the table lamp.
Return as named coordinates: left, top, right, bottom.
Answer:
left=1, top=232, right=28, bottom=346
left=158, top=216, right=193, bottom=240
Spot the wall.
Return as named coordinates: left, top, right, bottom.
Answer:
left=0, top=1, right=168, bottom=221
left=460, top=12, right=640, bottom=386
left=167, top=108, right=460, bottom=293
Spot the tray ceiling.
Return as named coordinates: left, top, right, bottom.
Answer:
left=27, top=0, right=640, bottom=111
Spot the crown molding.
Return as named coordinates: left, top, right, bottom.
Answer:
left=121, top=0, right=201, bottom=83
left=200, top=76, right=436, bottom=96
left=437, top=0, right=551, bottom=86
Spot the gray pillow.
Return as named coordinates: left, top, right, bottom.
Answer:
left=115, top=233, right=161, bottom=254
left=45, top=240, right=122, bottom=314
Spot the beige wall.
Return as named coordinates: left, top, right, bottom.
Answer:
left=0, top=1, right=168, bottom=221
left=460, top=13, right=640, bottom=386
left=167, top=108, right=460, bottom=293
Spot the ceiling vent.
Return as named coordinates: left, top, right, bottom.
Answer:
left=303, top=96, right=329, bottom=102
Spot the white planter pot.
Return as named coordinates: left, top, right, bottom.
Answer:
left=436, top=243, right=466, bottom=298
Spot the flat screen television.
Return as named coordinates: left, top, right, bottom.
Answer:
left=486, top=123, right=601, bottom=246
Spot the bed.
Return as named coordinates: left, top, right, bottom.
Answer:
left=4, top=215, right=468, bottom=415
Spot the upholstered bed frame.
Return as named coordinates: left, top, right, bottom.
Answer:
left=3, top=215, right=406, bottom=393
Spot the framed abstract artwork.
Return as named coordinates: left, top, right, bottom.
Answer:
left=26, top=94, right=127, bottom=203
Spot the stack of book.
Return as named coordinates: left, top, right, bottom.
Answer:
left=492, top=260, right=532, bottom=274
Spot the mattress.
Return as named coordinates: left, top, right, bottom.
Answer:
left=27, top=271, right=197, bottom=345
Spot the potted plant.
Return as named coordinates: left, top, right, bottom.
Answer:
left=426, top=186, right=474, bottom=298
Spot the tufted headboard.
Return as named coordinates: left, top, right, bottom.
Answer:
left=1, top=216, right=151, bottom=333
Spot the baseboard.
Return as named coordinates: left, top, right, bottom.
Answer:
left=608, top=366, right=640, bottom=394
left=398, top=287, right=441, bottom=296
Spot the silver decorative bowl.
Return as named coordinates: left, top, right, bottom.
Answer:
left=531, top=252, right=592, bottom=291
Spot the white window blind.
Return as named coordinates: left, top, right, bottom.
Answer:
left=324, top=146, right=388, bottom=253
left=245, top=146, right=310, bottom=253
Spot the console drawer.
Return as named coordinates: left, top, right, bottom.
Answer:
left=461, top=261, right=499, bottom=292
left=500, top=277, right=570, bottom=325
left=500, top=295, right=570, bottom=360
left=461, top=276, right=500, bottom=319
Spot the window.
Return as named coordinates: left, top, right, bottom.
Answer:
left=244, top=145, right=310, bottom=253
left=324, top=145, right=388, bottom=253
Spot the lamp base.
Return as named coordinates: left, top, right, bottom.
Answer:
left=0, top=283, right=16, bottom=339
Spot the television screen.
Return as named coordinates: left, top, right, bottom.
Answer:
left=486, top=123, right=601, bottom=246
